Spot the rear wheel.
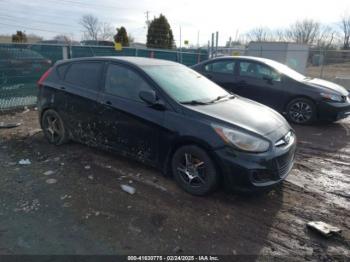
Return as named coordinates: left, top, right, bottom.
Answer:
left=41, top=109, right=68, bottom=145
left=171, top=145, right=218, bottom=196
left=286, top=98, right=316, bottom=125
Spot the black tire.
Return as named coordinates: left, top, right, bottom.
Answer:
left=171, top=145, right=218, bottom=196
left=286, top=98, right=316, bottom=125
left=41, top=109, right=68, bottom=145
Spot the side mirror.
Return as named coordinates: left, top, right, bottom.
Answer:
left=139, top=90, right=157, bottom=104
left=139, top=90, right=166, bottom=110
left=262, top=75, right=273, bottom=84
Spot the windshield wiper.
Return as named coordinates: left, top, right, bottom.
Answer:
left=209, top=94, right=235, bottom=103
left=180, top=100, right=210, bottom=105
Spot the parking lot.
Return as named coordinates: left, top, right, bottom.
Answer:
left=0, top=108, right=349, bottom=259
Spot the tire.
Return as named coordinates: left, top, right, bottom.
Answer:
left=286, top=98, right=316, bottom=125
left=41, top=109, right=68, bottom=145
left=171, top=145, right=218, bottom=196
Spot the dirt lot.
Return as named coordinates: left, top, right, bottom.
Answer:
left=0, top=109, right=349, bottom=259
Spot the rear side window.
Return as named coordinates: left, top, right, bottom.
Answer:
left=204, top=60, right=235, bottom=74
left=64, top=62, right=103, bottom=90
left=57, top=63, right=69, bottom=79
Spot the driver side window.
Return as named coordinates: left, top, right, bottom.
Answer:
left=105, top=64, right=153, bottom=102
left=239, top=61, right=281, bottom=82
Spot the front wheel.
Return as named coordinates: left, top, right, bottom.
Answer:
left=286, top=98, right=316, bottom=125
left=171, top=145, right=218, bottom=196
left=41, top=109, right=68, bottom=145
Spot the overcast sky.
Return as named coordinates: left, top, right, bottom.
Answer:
left=0, top=0, right=349, bottom=45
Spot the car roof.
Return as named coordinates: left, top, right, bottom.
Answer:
left=202, top=56, right=276, bottom=64
left=55, top=56, right=179, bottom=67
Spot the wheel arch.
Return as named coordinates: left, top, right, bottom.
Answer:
left=284, top=95, right=319, bottom=122
left=285, top=95, right=317, bottom=110
left=163, top=136, right=223, bottom=181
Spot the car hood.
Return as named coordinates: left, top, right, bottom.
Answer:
left=303, top=78, right=349, bottom=96
left=185, top=97, right=291, bottom=141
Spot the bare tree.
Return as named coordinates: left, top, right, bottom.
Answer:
left=246, top=27, right=272, bottom=42
left=315, top=26, right=336, bottom=49
left=286, top=19, right=320, bottom=45
left=53, top=34, right=71, bottom=43
left=340, top=13, right=350, bottom=49
left=128, top=33, right=135, bottom=44
left=99, top=22, right=114, bottom=40
left=80, top=14, right=100, bottom=41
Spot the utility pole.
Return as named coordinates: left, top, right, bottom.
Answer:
left=145, top=11, right=150, bottom=28
left=215, top=31, right=219, bottom=58
left=179, top=26, right=182, bottom=63
left=211, top=33, right=214, bottom=58
left=197, top=30, right=200, bottom=48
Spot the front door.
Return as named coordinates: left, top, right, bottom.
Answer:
left=236, top=60, right=284, bottom=110
left=98, top=62, right=165, bottom=165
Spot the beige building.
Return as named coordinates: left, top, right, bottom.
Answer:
left=0, top=34, right=43, bottom=44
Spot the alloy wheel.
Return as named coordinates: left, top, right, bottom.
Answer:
left=43, top=113, right=63, bottom=144
left=288, top=101, right=313, bottom=124
left=176, top=153, right=206, bottom=187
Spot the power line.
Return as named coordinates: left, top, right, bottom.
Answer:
left=0, top=22, right=69, bottom=34
left=0, top=14, right=80, bottom=29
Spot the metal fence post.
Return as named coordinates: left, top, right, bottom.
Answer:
left=62, top=45, right=69, bottom=60
left=320, top=49, right=325, bottom=79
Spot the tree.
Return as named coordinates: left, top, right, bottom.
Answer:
left=315, top=26, right=336, bottom=49
left=53, top=34, right=71, bottom=43
left=114, top=26, right=129, bottom=46
left=12, top=31, right=27, bottom=43
left=100, top=22, right=114, bottom=41
left=128, top=33, right=135, bottom=44
left=340, top=13, right=350, bottom=49
left=80, top=14, right=100, bottom=41
left=246, top=27, right=272, bottom=42
left=146, top=14, right=174, bottom=49
left=286, top=19, right=320, bottom=45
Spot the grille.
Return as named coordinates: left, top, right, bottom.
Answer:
left=274, top=151, right=295, bottom=178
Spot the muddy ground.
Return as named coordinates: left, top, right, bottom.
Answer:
left=0, top=109, right=349, bottom=260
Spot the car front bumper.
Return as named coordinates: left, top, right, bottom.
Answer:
left=213, top=139, right=297, bottom=192
left=317, top=100, right=350, bottom=121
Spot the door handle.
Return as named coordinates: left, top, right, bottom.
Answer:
left=59, top=86, right=65, bottom=90
left=105, top=101, right=112, bottom=105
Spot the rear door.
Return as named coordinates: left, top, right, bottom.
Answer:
left=236, top=60, right=284, bottom=110
left=97, top=62, right=165, bottom=165
left=200, top=59, right=238, bottom=92
left=61, top=61, right=105, bottom=145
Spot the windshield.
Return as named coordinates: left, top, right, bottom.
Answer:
left=142, top=64, right=229, bottom=103
left=264, top=59, right=307, bottom=81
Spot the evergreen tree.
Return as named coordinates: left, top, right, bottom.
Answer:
left=12, top=31, right=27, bottom=43
left=114, top=27, right=129, bottom=47
left=147, top=14, right=174, bottom=49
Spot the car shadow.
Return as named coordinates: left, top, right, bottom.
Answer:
left=195, top=186, right=284, bottom=257
left=291, top=120, right=350, bottom=154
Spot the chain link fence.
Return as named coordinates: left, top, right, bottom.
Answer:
left=1, top=43, right=350, bottom=111
left=0, top=43, right=208, bottom=110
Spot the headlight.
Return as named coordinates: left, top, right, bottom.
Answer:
left=212, top=124, right=270, bottom=153
left=320, top=92, right=343, bottom=102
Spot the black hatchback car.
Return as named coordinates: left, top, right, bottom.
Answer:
left=37, top=57, right=296, bottom=195
left=192, top=56, right=350, bottom=124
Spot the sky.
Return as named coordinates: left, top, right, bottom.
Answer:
left=0, top=0, right=349, bottom=46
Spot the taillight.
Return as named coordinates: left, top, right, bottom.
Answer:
left=37, top=67, right=52, bottom=87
